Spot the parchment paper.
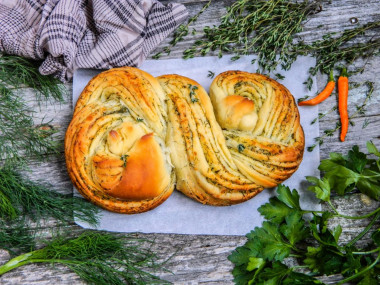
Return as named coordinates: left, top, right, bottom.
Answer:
left=72, top=55, right=321, bottom=235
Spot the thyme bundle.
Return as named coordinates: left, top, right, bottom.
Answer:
left=182, top=0, right=323, bottom=72
left=160, top=0, right=380, bottom=82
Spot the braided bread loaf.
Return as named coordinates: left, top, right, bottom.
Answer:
left=65, top=67, right=304, bottom=213
left=65, top=67, right=175, bottom=214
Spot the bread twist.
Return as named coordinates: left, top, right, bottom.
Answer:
left=209, top=71, right=304, bottom=190
left=65, top=67, right=175, bottom=214
left=158, top=72, right=304, bottom=206
left=65, top=68, right=304, bottom=213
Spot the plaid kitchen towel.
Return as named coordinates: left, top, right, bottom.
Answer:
left=0, top=0, right=188, bottom=82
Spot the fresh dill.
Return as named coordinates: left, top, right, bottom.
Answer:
left=0, top=55, right=65, bottom=102
left=0, top=85, right=60, bottom=166
left=0, top=168, right=99, bottom=253
left=0, top=54, right=66, bottom=167
left=0, top=223, right=36, bottom=256
left=0, top=232, right=170, bottom=285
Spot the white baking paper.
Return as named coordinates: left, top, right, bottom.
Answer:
left=72, top=55, right=320, bottom=235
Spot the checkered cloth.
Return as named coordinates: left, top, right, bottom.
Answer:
left=0, top=0, right=188, bottom=82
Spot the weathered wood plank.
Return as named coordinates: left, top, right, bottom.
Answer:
left=1, top=0, right=380, bottom=284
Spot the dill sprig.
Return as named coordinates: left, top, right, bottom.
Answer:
left=0, top=84, right=60, bottom=166
left=0, top=168, right=100, bottom=254
left=0, top=232, right=170, bottom=285
left=0, top=223, right=36, bottom=255
left=0, top=168, right=99, bottom=225
left=0, top=54, right=66, bottom=167
left=0, top=55, right=65, bottom=102
left=182, top=0, right=322, bottom=72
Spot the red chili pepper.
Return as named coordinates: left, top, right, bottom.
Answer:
left=338, top=68, right=349, bottom=142
left=298, top=70, right=335, bottom=106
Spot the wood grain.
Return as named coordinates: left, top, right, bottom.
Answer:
left=1, top=0, right=380, bottom=284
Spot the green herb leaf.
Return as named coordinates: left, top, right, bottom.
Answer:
left=276, top=185, right=302, bottom=211
left=238, top=144, right=245, bottom=153
left=367, top=141, right=380, bottom=157
left=280, top=212, right=310, bottom=246
left=0, top=232, right=170, bottom=284
left=306, top=176, right=331, bottom=202
left=229, top=143, right=380, bottom=284
left=319, top=145, right=380, bottom=200
left=258, top=197, right=294, bottom=224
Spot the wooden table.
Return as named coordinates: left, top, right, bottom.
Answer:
left=1, top=0, right=380, bottom=284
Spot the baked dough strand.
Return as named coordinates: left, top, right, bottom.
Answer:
left=65, top=67, right=175, bottom=214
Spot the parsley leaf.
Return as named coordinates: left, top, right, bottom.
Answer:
left=306, top=176, right=331, bottom=202
left=229, top=143, right=380, bottom=285
left=258, top=197, right=294, bottom=224
left=251, top=221, right=292, bottom=261
left=276, top=184, right=302, bottom=210
left=280, top=212, right=309, bottom=246
left=319, top=144, right=380, bottom=200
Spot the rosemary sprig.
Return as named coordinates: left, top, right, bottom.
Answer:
left=0, top=232, right=170, bottom=285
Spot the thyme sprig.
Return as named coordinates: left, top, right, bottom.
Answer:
left=153, top=0, right=212, bottom=59
left=182, top=0, right=323, bottom=72
left=296, top=21, right=380, bottom=89
left=0, top=232, right=170, bottom=285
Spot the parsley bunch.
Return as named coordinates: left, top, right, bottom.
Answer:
left=229, top=142, right=380, bottom=284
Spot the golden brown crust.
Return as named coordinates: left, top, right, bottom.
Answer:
left=66, top=67, right=304, bottom=211
left=157, top=74, right=263, bottom=206
left=65, top=67, right=174, bottom=214
left=156, top=71, right=304, bottom=205
left=210, top=71, right=305, bottom=189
